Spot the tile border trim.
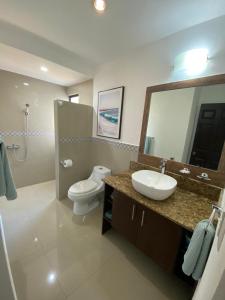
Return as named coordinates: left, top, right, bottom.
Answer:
left=59, top=137, right=92, bottom=143
left=59, top=136, right=139, bottom=152
left=92, top=137, right=139, bottom=152
left=0, top=130, right=54, bottom=137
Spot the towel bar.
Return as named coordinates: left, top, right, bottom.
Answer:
left=212, top=204, right=223, bottom=217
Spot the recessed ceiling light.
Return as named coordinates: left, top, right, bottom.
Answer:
left=93, top=0, right=106, bottom=12
left=47, top=272, right=57, bottom=284
left=23, top=82, right=29, bottom=86
left=40, top=66, right=48, bottom=72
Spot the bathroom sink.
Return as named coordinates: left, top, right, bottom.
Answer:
left=131, top=170, right=177, bottom=200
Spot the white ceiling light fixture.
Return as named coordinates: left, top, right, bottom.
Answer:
left=40, top=65, right=48, bottom=72
left=93, top=0, right=106, bottom=12
left=174, top=48, right=209, bottom=76
left=183, top=48, right=208, bottom=75
left=23, top=82, right=29, bottom=86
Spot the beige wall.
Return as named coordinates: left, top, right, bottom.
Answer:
left=59, top=17, right=225, bottom=203
left=63, top=79, right=139, bottom=174
left=64, top=77, right=138, bottom=180
left=90, top=139, right=138, bottom=174
left=0, top=69, right=68, bottom=188
left=54, top=96, right=138, bottom=199
left=54, top=101, right=93, bottom=199
left=66, top=79, right=93, bottom=106
left=89, top=17, right=225, bottom=300
left=92, top=16, right=225, bottom=146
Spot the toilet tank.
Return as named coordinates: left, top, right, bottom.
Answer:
left=91, top=166, right=111, bottom=182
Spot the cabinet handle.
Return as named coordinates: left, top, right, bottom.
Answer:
left=141, top=210, right=145, bottom=227
left=131, top=204, right=136, bottom=221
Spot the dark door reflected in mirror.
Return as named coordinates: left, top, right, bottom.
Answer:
left=144, top=83, right=225, bottom=171
left=189, top=103, right=225, bottom=170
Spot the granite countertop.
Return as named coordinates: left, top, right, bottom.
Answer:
left=104, top=170, right=219, bottom=232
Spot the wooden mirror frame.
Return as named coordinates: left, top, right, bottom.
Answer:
left=138, top=74, right=225, bottom=188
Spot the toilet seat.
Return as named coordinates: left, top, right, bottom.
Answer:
left=68, top=179, right=103, bottom=201
left=69, top=179, right=98, bottom=195
left=68, top=165, right=111, bottom=215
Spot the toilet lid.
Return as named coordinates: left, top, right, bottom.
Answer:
left=69, top=179, right=98, bottom=194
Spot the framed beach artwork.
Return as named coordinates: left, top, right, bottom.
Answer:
left=97, top=86, right=124, bottom=139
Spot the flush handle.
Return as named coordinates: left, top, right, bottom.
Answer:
left=141, top=210, right=145, bottom=227
left=131, top=204, right=136, bottom=221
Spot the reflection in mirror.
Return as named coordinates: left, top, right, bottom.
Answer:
left=145, top=84, right=225, bottom=171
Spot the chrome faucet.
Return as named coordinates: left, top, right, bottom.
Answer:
left=160, top=159, right=167, bottom=174
left=197, top=172, right=211, bottom=181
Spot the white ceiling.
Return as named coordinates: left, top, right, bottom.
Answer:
left=0, top=0, right=225, bottom=85
left=0, top=43, right=90, bottom=86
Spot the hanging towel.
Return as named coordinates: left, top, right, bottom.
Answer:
left=144, top=136, right=152, bottom=154
left=192, top=221, right=215, bottom=280
left=182, top=220, right=215, bottom=280
left=0, top=138, right=17, bottom=200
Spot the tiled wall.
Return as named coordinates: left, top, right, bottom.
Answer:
left=55, top=125, right=139, bottom=199
left=0, top=69, right=68, bottom=188
left=55, top=78, right=139, bottom=199
left=54, top=100, right=93, bottom=199
left=90, top=137, right=139, bottom=174
left=58, top=136, right=139, bottom=170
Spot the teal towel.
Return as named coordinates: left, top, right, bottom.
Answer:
left=144, top=136, right=152, bottom=154
left=0, top=138, right=17, bottom=200
left=192, top=221, right=215, bottom=280
left=182, top=220, right=215, bottom=280
left=105, top=210, right=112, bottom=220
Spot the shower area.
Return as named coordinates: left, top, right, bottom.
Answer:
left=7, top=104, right=30, bottom=163
left=0, top=69, right=68, bottom=188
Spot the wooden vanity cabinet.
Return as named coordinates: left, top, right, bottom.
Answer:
left=136, top=207, right=182, bottom=272
left=110, top=189, right=183, bottom=272
left=112, top=190, right=141, bottom=244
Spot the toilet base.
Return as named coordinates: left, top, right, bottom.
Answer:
left=73, top=197, right=100, bottom=215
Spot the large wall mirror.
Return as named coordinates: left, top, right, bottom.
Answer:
left=139, top=74, right=225, bottom=187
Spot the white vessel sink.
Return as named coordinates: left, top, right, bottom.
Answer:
left=131, top=170, right=177, bottom=201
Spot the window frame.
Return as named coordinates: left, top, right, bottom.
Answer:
left=69, top=94, right=79, bottom=104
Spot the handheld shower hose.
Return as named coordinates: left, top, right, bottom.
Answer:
left=13, top=104, right=29, bottom=162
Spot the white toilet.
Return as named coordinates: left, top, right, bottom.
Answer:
left=68, top=166, right=111, bottom=215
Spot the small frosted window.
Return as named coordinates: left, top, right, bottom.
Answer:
left=69, top=94, right=79, bottom=104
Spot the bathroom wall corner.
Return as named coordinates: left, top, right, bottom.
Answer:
left=55, top=100, right=93, bottom=200
left=54, top=100, right=60, bottom=200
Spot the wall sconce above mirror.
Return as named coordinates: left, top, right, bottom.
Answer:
left=174, top=48, right=209, bottom=76
left=139, top=74, right=225, bottom=188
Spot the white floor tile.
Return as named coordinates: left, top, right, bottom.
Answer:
left=0, top=181, right=192, bottom=300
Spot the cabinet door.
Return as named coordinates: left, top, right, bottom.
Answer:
left=136, top=207, right=182, bottom=272
left=112, top=191, right=139, bottom=244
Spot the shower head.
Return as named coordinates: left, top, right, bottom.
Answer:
left=24, top=104, right=30, bottom=116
